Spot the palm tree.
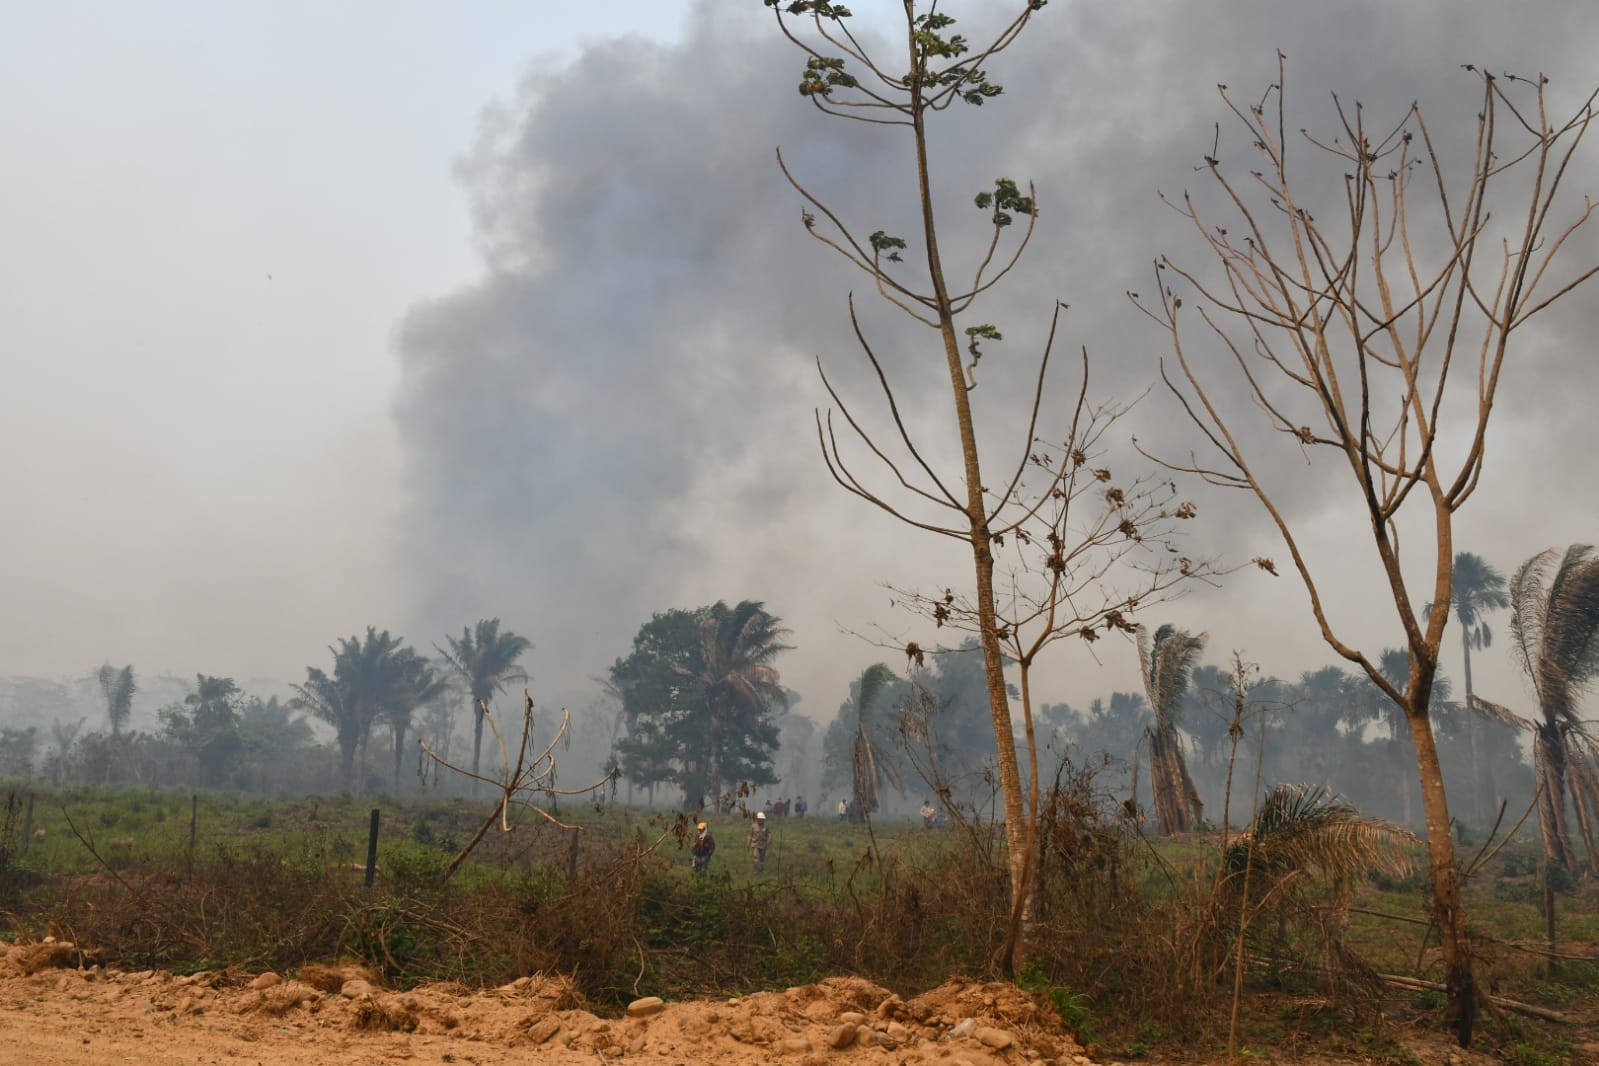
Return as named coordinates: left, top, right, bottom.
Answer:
left=437, top=619, right=533, bottom=790
left=97, top=663, right=136, bottom=737
left=1139, top=624, right=1207, bottom=835
left=182, top=675, right=243, bottom=786
left=234, top=696, right=315, bottom=789
left=1224, top=784, right=1416, bottom=901
left=1276, top=666, right=1360, bottom=796
left=295, top=627, right=408, bottom=793
left=1477, top=546, right=1599, bottom=870
left=846, top=663, right=904, bottom=818
left=1430, top=552, right=1510, bottom=826
left=695, top=601, right=792, bottom=808
left=379, top=650, right=449, bottom=790
left=1218, top=784, right=1417, bottom=1004
left=293, top=667, right=351, bottom=789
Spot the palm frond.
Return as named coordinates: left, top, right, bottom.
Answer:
left=855, top=663, right=898, bottom=725
left=1452, top=551, right=1511, bottom=629
left=437, top=618, right=532, bottom=702
left=1544, top=546, right=1599, bottom=698
left=1509, top=548, right=1557, bottom=701
left=1377, top=647, right=1410, bottom=691
left=1227, top=784, right=1418, bottom=886
left=1565, top=734, right=1599, bottom=869
left=1510, top=546, right=1599, bottom=732
left=1138, top=624, right=1206, bottom=724
left=1467, top=694, right=1532, bottom=731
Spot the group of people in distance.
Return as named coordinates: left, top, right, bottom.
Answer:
left=761, top=796, right=806, bottom=818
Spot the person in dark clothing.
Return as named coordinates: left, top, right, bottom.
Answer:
left=691, top=821, right=716, bottom=874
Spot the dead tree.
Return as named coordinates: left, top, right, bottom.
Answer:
left=418, top=692, right=615, bottom=882
left=1137, top=58, right=1599, bottom=1045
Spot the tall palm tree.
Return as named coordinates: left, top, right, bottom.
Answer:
left=295, top=627, right=407, bottom=793
left=1430, top=552, right=1510, bottom=826
left=1139, top=624, right=1207, bottom=835
left=846, top=663, right=904, bottom=817
left=97, top=663, right=136, bottom=737
left=695, top=601, right=792, bottom=808
left=437, top=619, right=533, bottom=789
left=380, top=650, right=449, bottom=790
left=1477, top=546, right=1599, bottom=870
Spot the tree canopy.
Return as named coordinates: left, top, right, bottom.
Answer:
left=610, top=601, right=791, bottom=810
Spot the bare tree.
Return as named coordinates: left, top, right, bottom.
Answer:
left=419, top=692, right=615, bottom=882
left=1138, top=59, right=1599, bottom=1044
left=764, top=1, right=1208, bottom=969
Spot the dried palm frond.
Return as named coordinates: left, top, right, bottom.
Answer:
left=1225, top=784, right=1418, bottom=894
left=1467, top=694, right=1531, bottom=731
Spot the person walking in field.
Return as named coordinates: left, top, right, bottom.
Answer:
left=920, top=798, right=936, bottom=830
left=748, top=811, right=772, bottom=874
left=691, top=821, right=716, bottom=875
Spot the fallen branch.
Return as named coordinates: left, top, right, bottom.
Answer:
left=1377, top=973, right=1573, bottom=1025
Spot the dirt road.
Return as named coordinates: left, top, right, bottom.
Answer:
left=0, top=940, right=1096, bottom=1066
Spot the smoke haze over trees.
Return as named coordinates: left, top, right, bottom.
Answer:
left=0, top=3, right=1595, bottom=837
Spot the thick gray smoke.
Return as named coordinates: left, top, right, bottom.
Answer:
left=395, top=0, right=1599, bottom=716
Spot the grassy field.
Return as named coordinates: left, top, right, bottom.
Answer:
left=1, top=781, right=1594, bottom=1063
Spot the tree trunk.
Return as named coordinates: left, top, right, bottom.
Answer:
left=1149, top=723, right=1196, bottom=835
left=1177, top=739, right=1204, bottom=829
left=392, top=723, right=406, bottom=791
left=1535, top=724, right=1571, bottom=870
left=1406, top=705, right=1477, bottom=1045
left=1002, top=662, right=1047, bottom=972
left=339, top=734, right=357, bottom=795
left=906, top=63, right=1031, bottom=975
left=471, top=698, right=486, bottom=798
left=1460, top=632, right=1492, bottom=829
left=708, top=708, right=724, bottom=812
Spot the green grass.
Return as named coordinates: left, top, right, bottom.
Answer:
left=2, top=781, right=1594, bottom=1060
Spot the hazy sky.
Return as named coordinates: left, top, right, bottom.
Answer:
left=4, top=1, right=1596, bottom=730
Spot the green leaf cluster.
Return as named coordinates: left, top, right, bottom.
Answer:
left=764, top=0, right=852, bottom=17
left=799, top=55, right=857, bottom=98
left=973, top=177, right=1036, bottom=226
left=869, top=230, right=907, bottom=263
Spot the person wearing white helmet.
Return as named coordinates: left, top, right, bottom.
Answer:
left=748, top=811, right=772, bottom=874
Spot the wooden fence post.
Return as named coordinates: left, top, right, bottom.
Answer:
left=365, top=808, right=381, bottom=887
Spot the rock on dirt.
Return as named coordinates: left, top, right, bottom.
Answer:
left=0, top=951, right=1104, bottom=1066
